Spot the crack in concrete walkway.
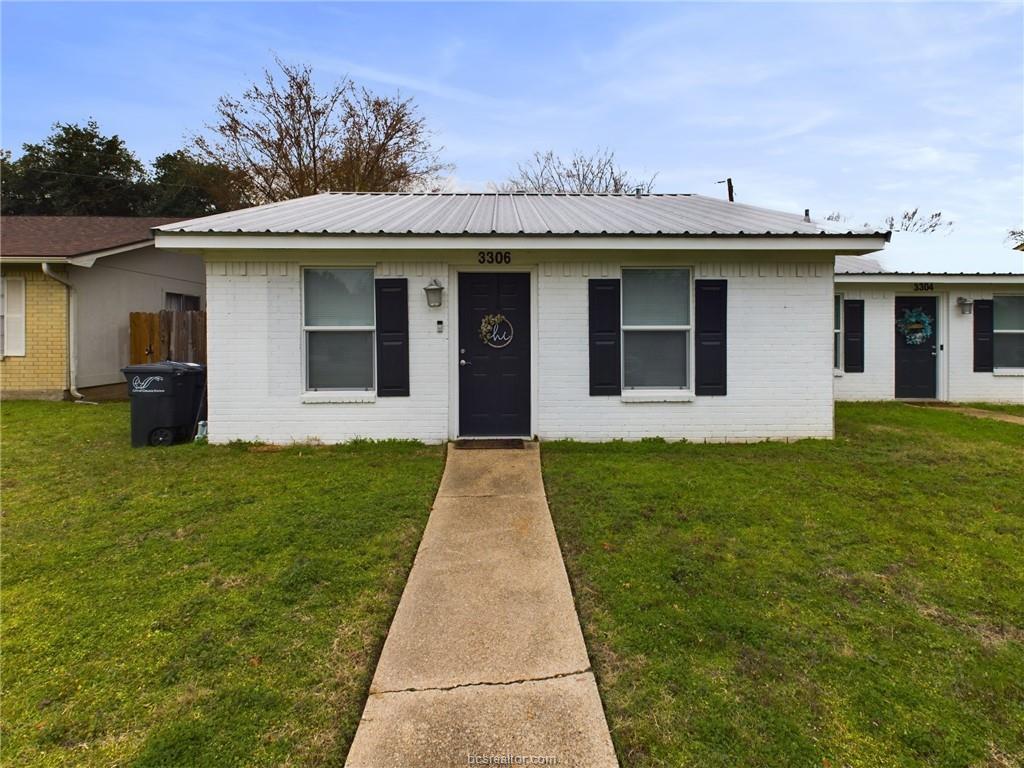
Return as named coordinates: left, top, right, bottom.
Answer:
left=345, top=442, right=619, bottom=768
left=372, top=668, right=596, bottom=696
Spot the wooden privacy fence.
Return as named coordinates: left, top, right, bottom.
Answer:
left=129, top=310, right=207, bottom=365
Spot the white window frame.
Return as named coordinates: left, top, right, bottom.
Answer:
left=1, top=275, right=26, bottom=358
left=993, top=293, right=1024, bottom=374
left=620, top=266, right=694, bottom=394
left=301, top=267, right=376, bottom=393
left=834, top=293, right=843, bottom=374
left=1, top=276, right=6, bottom=357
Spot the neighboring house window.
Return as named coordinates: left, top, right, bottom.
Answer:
left=165, top=292, right=201, bottom=312
left=994, top=295, right=1024, bottom=369
left=303, top=268, right=375, bottom=391
left=1, top=276, right=26, bottom=357
left=834, top=294, right=843, bottom=370
left=621, top=268, right=691, bottom=389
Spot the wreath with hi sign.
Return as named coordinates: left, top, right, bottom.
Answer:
left=896, top=307, right=934, bottom=346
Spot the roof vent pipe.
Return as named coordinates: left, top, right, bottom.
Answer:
left=803, top=209, right=811, bottom=223
left=634, top=186, right=642, bottom=199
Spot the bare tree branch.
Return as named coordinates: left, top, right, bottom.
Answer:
left=825, top=208, right=954, bottom=233
left=504, top=149, right=656, bottom=194
left=190, top=57, right=450, bottom=202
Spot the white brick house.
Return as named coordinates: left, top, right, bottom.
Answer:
left=154, top=192, right=892, bottom=444
left=834, top=256, right=1024, bottom=403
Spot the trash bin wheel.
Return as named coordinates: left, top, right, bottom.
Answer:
left=149, top=428, right=176, bottom=446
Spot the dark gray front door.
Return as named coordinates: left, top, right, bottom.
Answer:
left=895, top=296, right=937, bottom=399
left=458, top=273, right=531, bottom=436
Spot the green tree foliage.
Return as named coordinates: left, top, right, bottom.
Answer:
left=1, top=120, right=150, bottom=215
left=1, top=121, right=251, bottom=217
left=147, top=151, right=250, bottom=216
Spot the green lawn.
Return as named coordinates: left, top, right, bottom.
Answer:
left=1, top=401, right=443, bottom=767
left=543, top=403, right=1024, bottom=768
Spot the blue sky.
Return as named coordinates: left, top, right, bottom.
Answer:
left=2, top=1, right=1022, bottom=270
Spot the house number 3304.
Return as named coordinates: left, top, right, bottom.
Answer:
left=478, top=251, right=512, bottom=264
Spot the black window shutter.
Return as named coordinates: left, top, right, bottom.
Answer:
left=974, top=299, right=994, bottom=372
left=375, top=278, right=409, bottom=396
left=694, top=280, right=727, bottom=396
left=589, top=279, right=621, bottom=395
left=843, top=299, right=865, bottom=373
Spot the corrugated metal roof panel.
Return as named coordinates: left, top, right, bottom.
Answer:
left=156, top=192, right=887, bottom=238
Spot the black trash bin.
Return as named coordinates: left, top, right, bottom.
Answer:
left=122, top=361, right=207, bottom=447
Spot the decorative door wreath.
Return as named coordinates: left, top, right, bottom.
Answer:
left=479, top=313, right=514, bottom=348
left=896, top=307, right=934, bottom=346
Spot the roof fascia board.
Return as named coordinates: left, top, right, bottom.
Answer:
left=2, top=240, right=152, bottom=267
left=154, top=232, right=888, bottom=254
left=836, top=273, right=1024, bottom=285
left=66, top=239, right=153, bottom=267
left=0, top=256, right=67, bottom=265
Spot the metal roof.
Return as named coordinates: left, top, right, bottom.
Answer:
left=155, top=192, right=886, bottom=238
left=836, top=255, right=886, bottom=273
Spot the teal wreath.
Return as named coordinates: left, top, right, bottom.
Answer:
left=896, top=307, right=934, bottom=346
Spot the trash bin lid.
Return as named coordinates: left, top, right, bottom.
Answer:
left=122, top=360, right=205, bottom=375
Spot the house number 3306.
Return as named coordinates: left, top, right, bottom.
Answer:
left=478, top=251, right=512, bottom=264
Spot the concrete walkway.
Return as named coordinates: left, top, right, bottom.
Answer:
left=345, top=443, right=619, bottom=768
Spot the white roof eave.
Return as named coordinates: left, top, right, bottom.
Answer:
left=153, top=231, right=890, bottom=254
left=836, top=272, right=1024, bottom=285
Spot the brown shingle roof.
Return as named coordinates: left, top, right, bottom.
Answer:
left=1, top=216, right=183, bottom=258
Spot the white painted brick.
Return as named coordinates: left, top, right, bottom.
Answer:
left=206, top=257, right=841, bottom=444
left=835, top=285, right=1024, bottom=403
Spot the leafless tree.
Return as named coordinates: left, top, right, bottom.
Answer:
left=504, top=149, right=656, bottom=194
left=1005, top=228, right=1023, bottom=247
left=825, top=208, right=953, bottom=233
left=882, top=208, right=952, bottom=234
left=191, top=58, right=449, bottom=202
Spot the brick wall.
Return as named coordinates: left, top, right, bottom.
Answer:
left=1, top=266, right=68, bottom=399
left=537, top=261, right=835, bottom=441
left=205, top=260, right=449, bottom=444
left=205, top=256, right=836, bottom=444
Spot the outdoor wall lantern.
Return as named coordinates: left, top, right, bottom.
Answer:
left=424, top=279, right=445, bottom=308
left=956, top=296, right=974, bottom=315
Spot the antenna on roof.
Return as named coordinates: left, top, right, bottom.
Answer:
left=716, top=177, right=735, bottom=202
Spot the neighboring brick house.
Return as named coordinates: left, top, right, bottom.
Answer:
left=1, top=216, right=204, bottom=399
left=153, top=192, right=891, bottom=443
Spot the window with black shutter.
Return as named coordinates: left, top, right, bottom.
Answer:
left=843, top=299, right=865, bottom=373
left=694, top=280, right=727, bottom=396
left=375, top=278, right=410, bottom=396
left=588, top=279, right=621, bottom=395
left=973, top=299, right=993, bottom=372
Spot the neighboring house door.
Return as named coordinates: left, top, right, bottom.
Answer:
left=894, top=296, right=938, bottom=399
left=458, top=273, right=531, bottom=436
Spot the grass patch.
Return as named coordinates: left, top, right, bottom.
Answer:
left=542, top=402, right=1024, bottom=768
left=1, top=401, right=443, bottom=767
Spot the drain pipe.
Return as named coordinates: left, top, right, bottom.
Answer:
left=41, top=263, right=84, bottom=400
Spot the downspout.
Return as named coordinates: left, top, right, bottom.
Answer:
left=41, top=263, right=84, bottom=400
